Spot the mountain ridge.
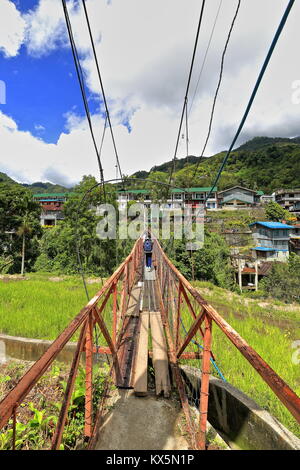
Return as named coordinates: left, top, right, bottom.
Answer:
left=1, top=136, right=300, bottom=194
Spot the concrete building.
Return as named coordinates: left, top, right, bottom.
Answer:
left=249, top=221, right=293, bottom=261
left=260, top=194, right=275, bottom=204
left=274, top=189, right=300, bottom=212
left=116, top=187, right=218, bottom=210
left=217, top=186, right=262, bottom=209
left=290, top=224, right=300, bottom=255
left=33, top=193, right=73, bottom=227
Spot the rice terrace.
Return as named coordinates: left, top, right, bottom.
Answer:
left=0, top=0, right=300, bottom=456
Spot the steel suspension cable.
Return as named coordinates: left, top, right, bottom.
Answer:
left=168, top=0, right=206, bottom=186
left=82, top=0, right=124, bottom=187
left=188, top=0, right=223, bottom=117
left=193, top=0, right=240, bottom=179
left=62, top=0, right=106, bottom=198
left=205, top=0, right=295, bottom=203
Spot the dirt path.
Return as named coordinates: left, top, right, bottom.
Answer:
left=93, top=389, right=190, bottom=450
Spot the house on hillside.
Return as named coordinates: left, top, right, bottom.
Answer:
left=274, top=189, right=300, bottom=212
left=116, top=187, right=218, bottom=210
left=249, top=221, right=293, bottom=261
left=290, top=224, right=300, bottom=255
left=33, top=193, right=73, bottom=227
left=260, top=194, right=275, bottom=204
left=231, top=254, right=273, bottom=290
left=217, top=186, right=262, bottom=209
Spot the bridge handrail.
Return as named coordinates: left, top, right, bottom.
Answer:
left=153, top=238, right=300, bottom=425
left=0, top=237, right=142, bottom=431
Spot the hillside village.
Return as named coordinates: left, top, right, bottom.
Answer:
left=30, top=183, right=300, bottom=293
left=1, top=137, right=300, bottom=297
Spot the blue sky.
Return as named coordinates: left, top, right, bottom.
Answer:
left=0, top=1, right=99, bottom=144
left=0, top=0, right=299, bottom=185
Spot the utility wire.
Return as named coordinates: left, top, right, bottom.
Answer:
left=168, top=0, right=206, bottom=186
left=193, top=0, right=240, bottom=180
left=62, top=0, right=106, bottom=199
left=82, top=0, right=124, bottom=188
left=188, top=0, right=223, bottom=117
left=205, top=0, right=295, bottom=203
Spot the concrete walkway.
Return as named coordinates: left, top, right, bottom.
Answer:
left=94, top=389, right=190, bottom=450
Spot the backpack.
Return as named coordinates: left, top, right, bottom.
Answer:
left=143, top=239, right=153, bottom=252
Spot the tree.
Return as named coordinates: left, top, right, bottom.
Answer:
left=260, top=254, right=300, bottom=303
left=0, top=184, right=42, bottom=273
left=17, top=212, right=34, bottom=275
left=265, top=201, right=292, bottom=222
left=34, top=176, right=126, bottom=276
left=166, top=230, right=234, bottom=288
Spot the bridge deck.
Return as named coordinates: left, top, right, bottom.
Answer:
left=117, top=264, right=170, bottom=397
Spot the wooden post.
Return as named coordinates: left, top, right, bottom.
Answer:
left=255, top=258, right=258, bottom=292
left=198, top=313, right=212, bottom=450
left=238, top=258, right=242, bottom=292
left=85, top=314, right=93, bottom=438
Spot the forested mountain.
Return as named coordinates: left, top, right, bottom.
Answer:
left=21, top=181, right=72, bottom=194
left=1, top=136, right=300, bottom=194
left=0, top=173, right=71, bottom=193
left=131, top=136, right=300, bottom=193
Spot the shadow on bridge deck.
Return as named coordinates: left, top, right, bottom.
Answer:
left=92, top=388, right=190, bottom=450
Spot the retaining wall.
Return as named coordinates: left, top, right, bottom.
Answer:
left=180, top=365, right=300, bottom=450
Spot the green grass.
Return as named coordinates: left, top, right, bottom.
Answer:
left=0, top=274, right=101, bottom=340
left=0, top=274, right=299, bottom=439
left=179, top=281, right=300, bottom=439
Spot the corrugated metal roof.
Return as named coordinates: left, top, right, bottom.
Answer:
left=249, top=221, right=294, bottom=229
left=171, top=187, right=217, bottom=193
left=33, top=192, right=74, bottom=198
left=251, top=247, right=288, bottom=251
left=242, top=262, right=272, bottom=275
left=117, top=187, right=217, bottom=194
left=218, top=185, right=257, bottom=195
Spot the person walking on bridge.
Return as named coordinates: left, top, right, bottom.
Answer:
left=143, top=235, right=153, bottom=272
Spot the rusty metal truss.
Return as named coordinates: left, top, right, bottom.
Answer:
left=0, top=236, right=299, bottom=451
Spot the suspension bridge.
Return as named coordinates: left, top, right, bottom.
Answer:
left=0, top=236, right=299, bottom=450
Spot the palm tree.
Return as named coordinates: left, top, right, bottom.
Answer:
left=17, top=213, right=33, bottom=276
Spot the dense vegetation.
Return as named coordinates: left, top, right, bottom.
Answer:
left=129, top=136, right=300, bottom=194
left=0, top=184, right=42, bottom=273
left=2, top=136, right=300, bottom=196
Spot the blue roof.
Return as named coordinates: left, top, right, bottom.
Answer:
left=249, top=221, right=294, bottom=229
left=251, top=247, right=288, bottom=252
left=251, top=247, right=276, bottom=251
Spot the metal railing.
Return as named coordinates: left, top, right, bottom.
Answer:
left=0, top=235, right=299, bottom=451
left=152, top=237, right=300, bottom=449
left=0, top=238, right=143, bottom=450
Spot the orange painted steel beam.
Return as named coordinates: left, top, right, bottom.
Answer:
left=198, top=314, right=212, bottom=450
left=85, top=315, right=93, bottom=437
left=0, top=238, right=141, bottom=430
left=180, top=284, right=216, bottom=362
left=51, top=321, right=88, bottom=450
left=155, top=271, right=197, bottom=450
left=112, top=281, right=118, bottom=345
left=175, top=282, right=183, bottom=351
left=154, top=238, right=300, bottom=425
left=177, top=309, right=206, bottom=359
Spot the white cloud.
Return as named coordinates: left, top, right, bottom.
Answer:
left=0, top=0, right=25, bottom=57
left=34, top=123, right=45, bottom=131
left=23, top=0, right=69, bottom=57
left=1, top=0, right=300, bottom=185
